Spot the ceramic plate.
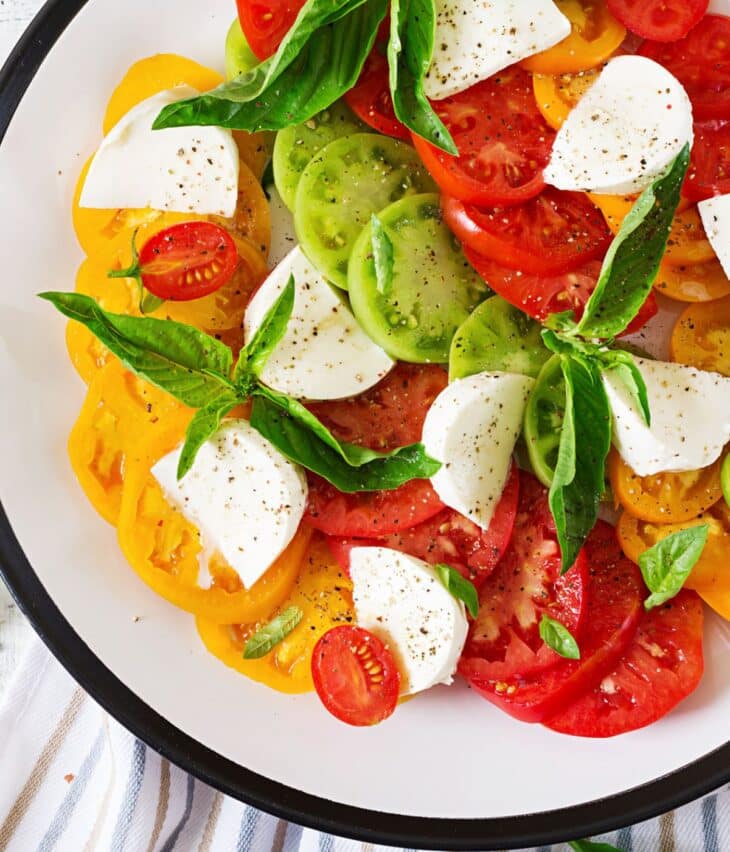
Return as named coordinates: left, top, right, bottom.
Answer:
left=0, top=1, right=728, bottom=847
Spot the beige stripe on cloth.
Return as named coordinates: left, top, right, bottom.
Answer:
left=0, top=687, right=86, bottom=851
left=271, top=819, right=288, bottom=852
left=146, top=759, right=171, bottom=852
left=198, top=791, right=223, bottom=852
left=660, top=810, right=676, bottom=852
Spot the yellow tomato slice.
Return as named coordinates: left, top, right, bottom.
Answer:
left=671, top=296, right=730, bottom=376
left=655, top=259, right=730, bottom=303
left=523, top=0, right=625, bottom=74
left=617, top=501, right=730, bottom=595
left=698, top=587, right=730, bottom=621
left=233, top=130, right=274, bottom=183
left=196, top=535, right=354, bottom=694
left=532, top=68, right=600, bottom=130
left=588, top=192, right=635, bottom=234
left=609, top=450, right=724, bottom=524
left=664, top=207, right=716, bottom=267
left=210, top=158, right=272, bottom=260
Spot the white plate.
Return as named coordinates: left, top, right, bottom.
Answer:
left=0, top=1, right=728, bottom=847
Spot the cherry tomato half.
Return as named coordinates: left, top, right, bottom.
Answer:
left=236, top=0, right=306, bottom=60
left=312, top=626, right=401, bottom=726
left=607, top=0, right=709, bottom=42
left=411, top=68, right=555, bottom=207
left=344, top=50, right=409, bottom=141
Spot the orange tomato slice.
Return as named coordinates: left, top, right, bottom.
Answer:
left=671, top=296, right=730, bottom=376
left=698, top=588, right=730, bottom=621
left=655, top=260, right=730, bottom=304
left=532, top=68, right=600, bottom=130
left=664, top=207, right=716, bottom=267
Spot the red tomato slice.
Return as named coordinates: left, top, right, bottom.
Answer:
left=546, top=590, right=704, bottom=737
left=311, top=625, right=401, bottom=726
left=304, top=364, right=447, bottom=537
left=443, top=190, right=612, bottom=277
left=459, top=521, right=645, bottom=723
left=411, top=68, right=556, bottom=207
left=135, top=222, right=239, bottom=302
left=345, top=50, right=409, bottom=141
left=236, top=0, right=305, bottom=60
left=328, top=462, right=521, bottom=588
left=683, top=120, right=730, bottom=202
left=606, top=0, right=709, bottom=42
left=640, top=16, right=730, bottom=120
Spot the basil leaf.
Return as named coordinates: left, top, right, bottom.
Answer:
left=176, top=393, right=240, bottom=480
left=549, top=356, right=612, bottom=573
left=155, top=0, right=385, bottom=132
left=600, top=350, right=651, bottom=426
left=640, top=525, right=709, bottom=610
left=539, top=614, right=580, bottom=660
left=243, top=606, right=304, bottom=659
left=40, top=292, right=234, bottom=408
left=249, top=394, right=440, bottom=492
left=236, top=275, right=295, bottom=384
left=370, top=214, right=395, bottom=295
left=573, top=145, right=690, bottom=339
left=140, top=292, right=166, bottom=315
left=434, top=564, right=478, bottom=618
left=388, top=0, right=457, bottom=155
left=569, top=841, right=624, bottom=852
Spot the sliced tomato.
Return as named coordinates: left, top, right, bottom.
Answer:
left=411, top=68, right=555, bottom=207
left=606, top=0, right=708, bottom=42
left=443, top=190, right=612, bottom=277
left=546, top=590, right=704, bottom=737
left=236, top=0, right=305, bottom=60
left=328, top=462, right=521, bottom=588
left=345, top=50, right=409, bottom=141
left=683, top=120, right=730, bottom=202
left=311, top=625, right=401, bottom=726
left=304, top=364, right=447, bottom=537
left=459, top=521, right=644, bottom=723
left=639, top=16, right=730, bottom=120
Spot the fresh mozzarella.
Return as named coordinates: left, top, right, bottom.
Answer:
left=349, top=547, right=469, bottom=695
left=244, top=246, right=394, bottom=400
left=423, top=0, right=571, bottom=101
left=603, top=359, right=730, bottom=476
left=708, top=0, right=730, bottom=15
left=265, top=183, right=298, bottom=269
left=152, top=419, right=307, bottom=589
left=80, top=87, right=239, bottom=217
left=698, top=194, right=730, bottom=278
left=544, top=56, right=694, bottom=195
left=422, top=371, right=534, bottom=530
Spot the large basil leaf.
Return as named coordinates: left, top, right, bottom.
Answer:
left=154, top=0, right=385, bottom=132
left=40, top=292, right=233, bottom=408
left=639, top=525, right=709, bottom=610
left=177, top=393, right=240, bottom=480
left=249, top=395, right=440, bottom=492
left=573, top=145, right=690, bottom=339
left=388, top=0, right=457, bottom=154
left=235, top=276, right=295, bottom=384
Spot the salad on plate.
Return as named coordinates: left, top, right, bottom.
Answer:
left=43, top=0, right=730, bottom=735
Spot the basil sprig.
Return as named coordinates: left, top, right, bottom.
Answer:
left=153, top=0, right=456, bottom=153
left=539, top=615, right=580, bottom=660
left=40, top=282, right=439, bottom=489
left=639, top=525, right=709, bottom=610
left=434, top=564, right=479, bottom=618
left=243, top=606, right=303, bottom=659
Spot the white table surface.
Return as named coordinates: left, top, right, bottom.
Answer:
left=0, top=0, right=44, bottom=695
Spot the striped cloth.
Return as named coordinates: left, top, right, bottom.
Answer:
left=0, top=638, right=727, bottom=852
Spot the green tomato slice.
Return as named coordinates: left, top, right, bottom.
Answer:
left=348, top=193, right=489, bottom=363
left=272, top=102, right=365, bottom=212
left=722, top=454, right=730, bottom=509
left=295, top=134, right=437, bottom=289
left=449, top=295, right=550, bottom=381
left=523, top=355, right=566, bottom=487
left=225, top=19, right=259, bottom=81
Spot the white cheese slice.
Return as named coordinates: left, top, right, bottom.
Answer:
left=152, top=419, right=307, bottom=589
left=265, top=183, right=298, bottom=269
left=349, top=546, right=469, bottom=695
left=422, top=371, right=534, bottom=530
left=698, top=194, right=730, bottom=278
left=603, top=359, right=730, bottom=476
left=708, top=0, right=730, bottom=15
left=244, top=246, right=394, bottom=401
left=544, top=56, right=694, bottom=195
left=79, top=87, right=239, bottom=217
left=424, top=0, right=571, bottom=101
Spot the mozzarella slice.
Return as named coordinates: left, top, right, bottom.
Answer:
left=544, top=56, right=694, bottom=195
left=80, top=87, right=239, bottom=217
left=152, top=419, right=307, bottom=589
left=349, top=547, right=469, bottom=695
left=244, top=246, right=394, bottom=401
left=422, top=371, right=534, bottom=530
left=603, top=359, right=730, bottom=476
left=265, top=183, right=298, bottom=269
left=424, top=0, right=571, bottom=101
left=708, top=0, right=730, bottom=15
left=698, top=194, right=730, bottom=278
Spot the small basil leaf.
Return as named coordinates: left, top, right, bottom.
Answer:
left=574, top=145, right=690, bottom=339
left=549, top=356, right=612, bottom=573
left=370, top=214, right=395, bottom=295
left=569, top=840, right=624, bottom=852
left=249, top=395, right=440, bottom=492
left=243, top=606, right=304, bottom=659
left=140, top=292, right=166, bottom=315
left=639, top=524, right=709, bottom=610
left=599, top=350, right=651, bottom=427
left=388, top=0, right=458, bottom=155
left=434, top=564, right=479, bottom=618
left=539, top=614, right=580, bottom=660
left=236, top=275, right=295, bottom=384
left=39, top=292, right=234, bottom=408
left=176, top=393, right=240, bottom=480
